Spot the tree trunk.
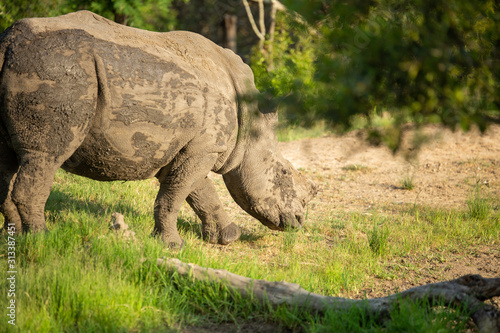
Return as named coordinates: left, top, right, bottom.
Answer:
left=266, top=0, right=278, bottom=70
left=157, top=257, right=500, bottom=333
left=222, top=14, right=238, bottom=53
left=242, top=0, right=265, bottom=52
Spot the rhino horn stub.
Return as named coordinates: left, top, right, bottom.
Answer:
left=303, top=176, right=318, bottom=205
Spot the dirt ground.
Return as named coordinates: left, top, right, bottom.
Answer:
left=186, top=125, right=499, bottom=332
left=278, top=125, right=499, bottom=306
left=280, top=125, right=500, bottom=212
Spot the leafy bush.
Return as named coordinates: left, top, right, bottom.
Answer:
left=0, top=0, right=182, bottom=32
left=254, top=0, right=500, bottom=149
left=251, top=12, right=322, bottom=128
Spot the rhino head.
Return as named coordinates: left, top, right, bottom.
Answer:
left=222, top=107, right=317, bottom=231
left=223, top=156, right=316, bottom=230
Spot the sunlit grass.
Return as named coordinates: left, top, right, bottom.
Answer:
left=277, top=120, right=332, bottom=142
left=466, top=186, right=493, bottom=221
left=0, top=170, right=497, bottom=332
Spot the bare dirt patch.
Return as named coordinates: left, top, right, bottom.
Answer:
left=279, top=125, right=499, bottom=212
left=278, top=124, right=499, bottom=303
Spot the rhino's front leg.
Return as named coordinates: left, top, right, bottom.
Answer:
left=186, top=177, right=241, bottom=245
left=152, top=149, right=220, bottom=248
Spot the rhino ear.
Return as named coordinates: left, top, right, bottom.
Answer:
left=258, top=92, right=278, bottom=115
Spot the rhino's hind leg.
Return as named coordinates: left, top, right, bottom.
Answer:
left=0, top=30, right=100, bottom=232
left=10, top=152, right=62, bottom=233
left=186, top=177, right=241, bottom=245
left=0, top=136, right=21, bottom=233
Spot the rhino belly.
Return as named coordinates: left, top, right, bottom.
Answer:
left=62, top=126, right=188, bottom=181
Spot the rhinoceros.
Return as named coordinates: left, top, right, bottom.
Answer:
left=0, top=11, right=316, bottom=247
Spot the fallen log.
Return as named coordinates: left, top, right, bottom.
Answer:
left=156, top=257, right=500, bottom=333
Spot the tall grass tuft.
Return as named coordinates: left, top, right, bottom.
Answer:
left=400, top=174, right=415, bottom=190
left=282, top=226, right=298, bottom=252
left=466, top=186, right=492, bottom=220
left=368, top=223, right=390, bottom=256
left=310, top=297, right=470, bottom=333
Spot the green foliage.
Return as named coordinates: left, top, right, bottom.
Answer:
left=0, top=0, right=65, bottom=30
left=384, top=298, right=470, bottom=333
left=260, top=0, right=500, bottom=149
left=311, top=298, right=470, bottom=333
left=0, top=0, right=184, bottom=32
left=277, top=120, right=331, bottom=141
left=251, top=11, right=321, bottom=127
left=67, top=0, right=182, bottom=31
left=400, top=174, right=415, bottom=190
left=282, top=226, right=298, bottom=252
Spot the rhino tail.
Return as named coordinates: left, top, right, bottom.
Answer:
left=0, top=48, right=4, bottom=84
left=0, top=30, right=7, bottom=76
left=93, top=53, right=111, bottom=131
left=0, top=23, right=19, bottom=89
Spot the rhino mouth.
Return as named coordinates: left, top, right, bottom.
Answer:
left=256, top=210, right=304, bottom=231
left=279, top=213, right=303, bottom=230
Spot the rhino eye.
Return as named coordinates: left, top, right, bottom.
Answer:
left=282, top=169, right=289, bottom=175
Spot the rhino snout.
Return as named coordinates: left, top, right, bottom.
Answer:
left=278, top=213, right=304, bottom=230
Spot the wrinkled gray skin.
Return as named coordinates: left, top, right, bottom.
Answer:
left=0, top=11, right=316, bottom=247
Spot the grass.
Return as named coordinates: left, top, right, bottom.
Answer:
left=311, top=298, right=471, bottom=333
left=0, top=170, right=498, bottom=332
left=466, top=186, right=493, bottom=220
left=367, top=222, right=390, bottom=257
left=399, top=173, right=415, bottom=190
left=277, top=120, right=332, bottom=142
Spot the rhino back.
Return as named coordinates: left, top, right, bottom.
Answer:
left=15, top=11, right=248, bottom=95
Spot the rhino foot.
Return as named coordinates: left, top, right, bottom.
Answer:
left=150, top=229, right=185, bottom=249
left=203, top=222, right=240, bottom=245
left=26, top=225, right=49, bottom=234
left=219, top=222, right=241, bottom=245
left=167, top=239, right=185, bottom=250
